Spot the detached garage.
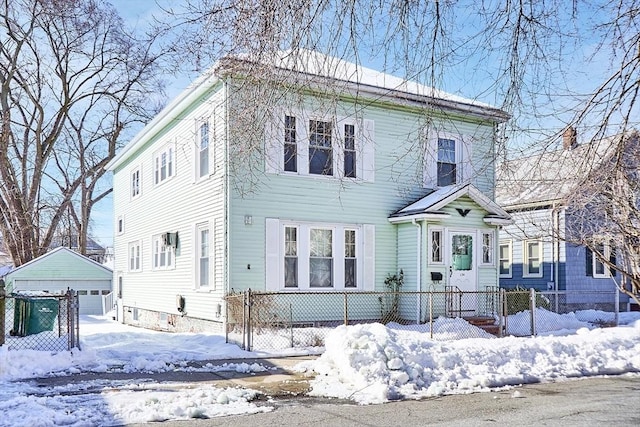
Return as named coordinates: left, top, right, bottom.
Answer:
left=4, top=247, right=113, bottom=315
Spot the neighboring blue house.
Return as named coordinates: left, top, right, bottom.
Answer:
left=496, top=128, right=631, bottom=310
left=106, top=50, right=511, bottom=332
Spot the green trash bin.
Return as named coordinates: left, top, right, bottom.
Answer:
left=26, top=299, right=59, bottom=335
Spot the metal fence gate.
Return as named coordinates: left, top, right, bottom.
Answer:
left=1, top=282, right=80, bottom=352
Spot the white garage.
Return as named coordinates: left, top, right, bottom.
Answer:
left=4, top=247, right=113, bottom=315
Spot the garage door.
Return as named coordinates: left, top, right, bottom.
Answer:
left=13, top=280, right=112, bottom=315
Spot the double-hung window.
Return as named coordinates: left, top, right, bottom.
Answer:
left=344, top=124, right=356, bottom=178
left=199, top=123, right=209, bottom=178
left=197, top=225, right=210, bottom=287
left=590, top=243, right=613, bottom=278
left=128, top=241, right=141, bottom=272
left=499, top=240, right=512, bottom=278
left=284, top=226, right=298, bottom=287
left=284, top=115, right=297, bottom=172
left=153, top=235, right=174, bottom=270
left=437, top=138, right=456, bottom=186
left=131, top=168, right=140, bottom=198
left=309, top=120, right=333, bottom=175
left=344, top=229, right=357, bottom=287
left=523, top=240, right=542, bottom=277
left=310, top=228, right=333, bottom=287
left=154, top=144, right=175, bottom=185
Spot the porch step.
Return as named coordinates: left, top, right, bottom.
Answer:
left=464, top=316, right=502, bottom=336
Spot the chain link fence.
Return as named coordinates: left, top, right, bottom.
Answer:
left=226, top=288, right=626, bottom=351
left=1, top=284, right=80, bottom=352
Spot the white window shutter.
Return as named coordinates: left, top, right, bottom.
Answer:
left=461, top=136, right=474, bottom=183
left=264, top=116, right=281, bottom=174
left=265, top=218, right=280, bottom=290
left=362, top=119, right=375, bottom=182
left=423, top=133, right=437, bottom=188
left=362, top=224, right=376, bottom=290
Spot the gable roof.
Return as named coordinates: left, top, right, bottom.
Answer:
left=5, top=247, right=112, bottom=279
left=389, top=184, right=512, bottom=225
left=107, top=49, right=508, bottom=171
left=496, top=133, right=622, bottom=209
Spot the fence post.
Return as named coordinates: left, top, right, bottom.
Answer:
left=429, top=292, right=433, bottom=340
left=498, top=288, right=505, bottom=337
left=0, top=279, right=5, bottom=346
left=529, top=288, right=537, bottom=336
left=245, top=289, right=252, bottom=351
left=343, top=292, right=348, bottom=326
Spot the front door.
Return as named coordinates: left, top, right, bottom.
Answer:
left=448, top=232, right=476, bottom=292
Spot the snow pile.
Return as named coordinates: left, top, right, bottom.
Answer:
left=306, top=320, right=640, bottom=404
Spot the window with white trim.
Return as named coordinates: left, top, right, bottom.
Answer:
left=131, top=167, right=140, bottom=198
left=309, top=120, right=333, bottom=175
left=154, top=143, right=175, bottom=185
left=424, top=131, right=472, bottom=188
left=128, top=241, right=141, bottom=272
left=152, top=234, right=174, bottom=270
left=437, top=138, right=456, bottom=186
left=284, top=115, right=297, bottom=172
left=430, top=229, right=443, bottom=263
left=284, top=226, right=298, bottom=287
left=269, top=113, right=374, bottom=181
left=198, top=122, right=209, bottom=178
left=117, top=215, right=125, bottom=235
left=523, top=240, right=542, bottom=277
left=591, top=243, right=611, bottom=278
left=269, top=222, right=364, bottom=290
left=344, top=229, right=357, bottom=287
left=196, top=224, right=210, bottom=287
left=499, top=240, right=512, bottom=278
left=481, top=231, right=494, bottom=265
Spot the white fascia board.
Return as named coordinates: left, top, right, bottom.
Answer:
left=107, top=67, right=221, bottom=171
left=388, top=213, right=451, bottom=224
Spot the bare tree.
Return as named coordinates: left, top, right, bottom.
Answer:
left=0, top=0, right=163, bottom=265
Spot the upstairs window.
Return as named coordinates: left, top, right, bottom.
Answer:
left=154, top=144, right=175, bottom=185
left=284, top=115, right=297, bottom=172
left=437, top=138, right=456, bottom=186
left=344, top=124, right=356, bottom=178
left=309, top=120, right=333, bottom=175
left=199, top=123, right=209, bottom=178
left=131, top=168, right=140, bottom=198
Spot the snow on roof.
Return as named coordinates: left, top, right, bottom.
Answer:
left=496, top=134, right=621, bottom=208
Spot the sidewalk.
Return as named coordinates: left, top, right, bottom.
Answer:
left=31, top=355, right=317, bottom=397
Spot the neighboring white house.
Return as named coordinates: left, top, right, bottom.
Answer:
left=107, top=50, right=511, bottom=332
left=3, top=247, right=113, bottom=315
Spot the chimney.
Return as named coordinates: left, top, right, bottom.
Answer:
left=563, top=126, right=577, bottom=150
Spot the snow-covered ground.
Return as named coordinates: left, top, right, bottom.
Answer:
left=1, top=309, right=639, bottom=426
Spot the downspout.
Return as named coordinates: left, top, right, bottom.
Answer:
left=223, top=78, right=231, bottom=321
left=412, top=219, right=422, bottom=323
left=552, top=206, right=560, bottom=312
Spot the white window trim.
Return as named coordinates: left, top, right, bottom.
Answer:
left=196, top=119, right=211, bottom=180
left=592, top=243, right=611, bottom=279
left=130, top=166, right=141, bottom=200
left=275, top=221, right=364, bottom=290
left=152, top=234, right=175, bottom=271
left=195, top=222, right=212, bottom=289
left=499, top=239, right=512, bottom=278
left=153, top=142, right=176, bottom=186
left=480, top=230, right=495, bottom=266
left=429, top=227, right=444, bottom=265
left=267, top=110, right=374, bottom=182
left=128, top=240, right=142, bottom=273
left=523, top=240, right=543, bottom=278
left=117, top=214, right=125, bottom=236
left=423, top=130, right=473, bottom=188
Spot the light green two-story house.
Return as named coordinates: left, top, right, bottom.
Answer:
left=107, top=51, right=511, bottom=332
